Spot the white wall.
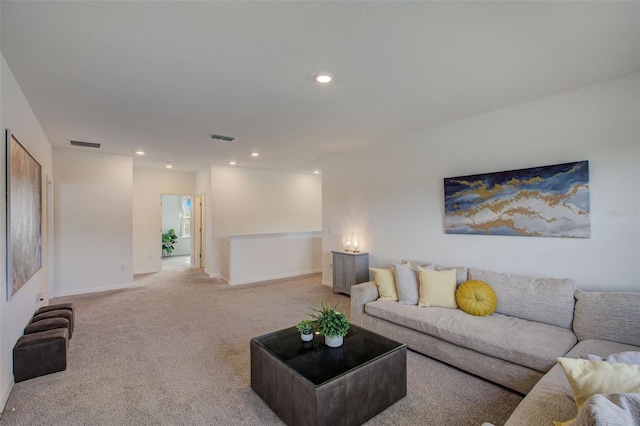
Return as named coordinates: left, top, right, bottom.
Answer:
left=0, top=54, right=53, bottom=410
left=53, top=149, right=134, bottom=296
left=323, top=74, right=640, bottom=292
left=227, top=231, right=322, bottom=285
left=195, top=165, right=322, bottom=278
left=132, top=168, right=194, bottom=273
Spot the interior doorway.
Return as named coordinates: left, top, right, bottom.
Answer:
left=161, top=194, right=192, bottom=271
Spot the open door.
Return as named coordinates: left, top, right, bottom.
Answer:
left=194, top=194, right=205, bottom=269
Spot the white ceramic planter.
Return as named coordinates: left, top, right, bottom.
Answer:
left=324, top=335, right=343, bottom=348
left=301, top=333, right=313, bottom=342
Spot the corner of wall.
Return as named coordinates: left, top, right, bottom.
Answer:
left=0, top=376, right=15, bottom=414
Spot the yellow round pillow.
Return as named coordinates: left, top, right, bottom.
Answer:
left=456, top=280, right=497, bottom=316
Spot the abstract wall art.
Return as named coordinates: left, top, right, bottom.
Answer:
left=6, top=129, right=42, bottom=300
left=444, top=161, right=590, bottom=238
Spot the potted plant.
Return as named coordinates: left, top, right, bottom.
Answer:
left=162, top=229, right=178, bottom=256
left=296, top=319, right=315, bottom=341
left=310, top=302, right=350, bottom=347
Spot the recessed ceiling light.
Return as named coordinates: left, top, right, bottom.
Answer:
left=135, top=151, right=145, bottom=155
left=313, top=170, right=320, bottom=174
left=229, top=161, right=237, bottom=166
left=251, top=152, right=260, bottom=157
left=314, top=73, right=332, bottom=84
left=165, top=164, right=173, bottom=169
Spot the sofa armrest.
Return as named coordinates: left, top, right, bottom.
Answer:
left=350, top=281, right=379, bottom=327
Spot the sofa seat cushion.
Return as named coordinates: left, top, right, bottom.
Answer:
left=365, top=300, right=577, bottom=372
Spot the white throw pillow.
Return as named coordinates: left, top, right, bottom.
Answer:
left=394, top=263, right=421, bottom=305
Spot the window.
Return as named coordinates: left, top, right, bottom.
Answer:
left=180, top=196, right=191, bottom=237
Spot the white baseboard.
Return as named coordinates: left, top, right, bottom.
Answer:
left=133, top=268, right=160, bottom=275
left=0, top=377, right=14, bottom=413
left=50, top=282, right=134, bottom=298
left=321, top=280, right=333, bottom=287
left=228, top=268, right=322, bottom=286
left=205, top=270, right=222, bottom=279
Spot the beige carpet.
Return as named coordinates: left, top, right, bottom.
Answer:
left=0, top=269, right=521, bottom=425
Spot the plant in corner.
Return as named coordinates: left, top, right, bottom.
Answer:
left=296, top=319, right=315, bottom=341
left=162, top=229, right=178, bottom=256
left=309, top=301, right=349, bottom=348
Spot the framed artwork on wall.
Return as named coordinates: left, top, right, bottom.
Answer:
left=444, top=161, right=590, bottom=238
left=6, top=129, right=43, bottom=300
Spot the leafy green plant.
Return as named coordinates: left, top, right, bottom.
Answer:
left=309, top=302, right=349, bottom=338
left=162, top=229, right=178, bottom=255
left=296, top=319, right=315, bottom=335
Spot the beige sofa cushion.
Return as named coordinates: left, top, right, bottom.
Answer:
left=573, top=289, right=640, bottom=346
left=426, top=262, right=468, bottom=285
left=468, top=268, right=575, bottom=329
left=402, top=260, right=468, bottom=285
left=365, top=300, right=576, bottom=372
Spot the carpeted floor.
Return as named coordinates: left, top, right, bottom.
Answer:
left=0, top=269, right=522, bottom=425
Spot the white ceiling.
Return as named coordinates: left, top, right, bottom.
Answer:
left=1, top=1, right=639, bottom=174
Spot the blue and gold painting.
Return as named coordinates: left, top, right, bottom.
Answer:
left=444, top=161, right=590, bottom=238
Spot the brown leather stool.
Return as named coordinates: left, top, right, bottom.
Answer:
left=13, top=328, right=68, bottom=382
left=31, top=310, right=73, bottom=339
left=36, top=302, right=74, bottom=333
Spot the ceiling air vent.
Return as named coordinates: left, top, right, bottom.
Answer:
left=210, top=134, right=236, bottom=142
left=69, top=140, right=101, bottom=149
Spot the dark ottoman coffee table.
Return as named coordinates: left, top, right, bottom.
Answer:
left=250, top=324, right=407, bottom=426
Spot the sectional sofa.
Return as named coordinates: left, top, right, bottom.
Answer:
left=350, top=263, right=640, bottom=425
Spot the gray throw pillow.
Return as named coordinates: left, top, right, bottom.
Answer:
left=394, top=263, right=421, bottom=305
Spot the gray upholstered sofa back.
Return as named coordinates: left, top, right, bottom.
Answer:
left=468, top=268, right=576, bottom=329
left=572, top=289, right=640, bottom=346
left=401, top=260, right=468, bottom=285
